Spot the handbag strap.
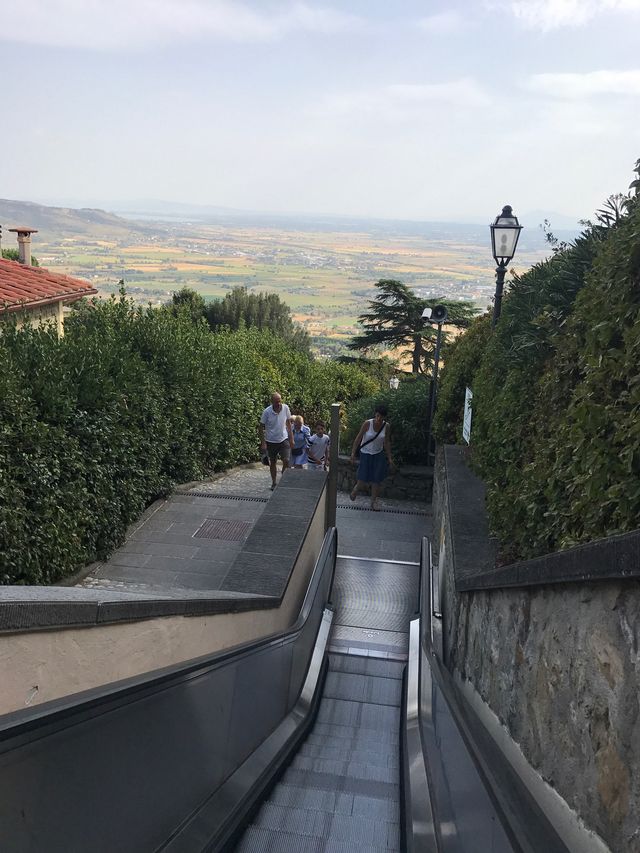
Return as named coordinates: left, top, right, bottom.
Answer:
left=359, top=420, right=386, bottom=452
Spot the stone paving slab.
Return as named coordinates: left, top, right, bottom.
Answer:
left=78, top=465, right=432, bottom=595
left=79, top=490, right=267, bottom=594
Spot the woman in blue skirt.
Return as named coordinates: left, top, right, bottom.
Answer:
left=349, top=404, right=394, bottom=511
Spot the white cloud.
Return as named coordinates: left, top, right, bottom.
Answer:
left=313, top=79, right=491, bottom=121
left=417, top=10, right=467, bottom=34
left=0, top=0, right=360, bottom=50
left=526, top=70, right=640, bottom=97
left=505, top=0, right=640, bottom=31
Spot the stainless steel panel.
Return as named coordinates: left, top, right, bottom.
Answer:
left=0, top=529, right=338, bottom=853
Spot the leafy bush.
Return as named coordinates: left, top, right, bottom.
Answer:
left=434, top=162, right=640, bottom=560
left=506, top=190, right=640, bottom=556
left=0, top=295, right=376, bottom=585
left=433, top=314, right=491, bottom=444
left=342, top=377, right=430, bottom=465
left=1, top=248, right=39, bottom=266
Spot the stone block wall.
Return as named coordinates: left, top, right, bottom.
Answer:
left=334, top=454, right=432, bottom=502
left=434, top=445, right=640, bottom=853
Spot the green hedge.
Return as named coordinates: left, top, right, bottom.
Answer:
left=0, top=295, right=376, bottom=584
left=434, top=171, right=640, bottom=560
left=433, top=314, right=491, bottom=444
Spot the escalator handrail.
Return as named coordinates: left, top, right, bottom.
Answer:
left=0, top=526, right=338, bottom=741
left=406, top=537, right=570, bottom=853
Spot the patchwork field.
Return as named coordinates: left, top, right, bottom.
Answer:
left=2, top=200, right=556, bottom=355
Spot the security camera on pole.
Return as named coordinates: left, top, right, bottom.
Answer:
left=422, top=304, right=448, bottom=466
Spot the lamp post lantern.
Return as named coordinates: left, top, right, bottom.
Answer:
left=423, top=305, right=448, bottom=465
left=490, top=205, right=522, bottom=327
left=389, top=375, right=399, bottom=391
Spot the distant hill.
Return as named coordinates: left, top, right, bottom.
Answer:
left=0, top=199, right=151, bottom=241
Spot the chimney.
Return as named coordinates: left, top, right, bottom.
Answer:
left=8, top=227, right=38, bottom=266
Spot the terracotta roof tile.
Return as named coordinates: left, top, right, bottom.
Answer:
left=0, top=259, right=98, bottom=313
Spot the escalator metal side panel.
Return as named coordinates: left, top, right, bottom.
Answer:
left=403, top=618, right=439, bottom=852
left=403, top=538, right=515, bottom=852
left=0, top=529, right=337, bottom=853
left=160, top=608, right=334, bottom=853
left=405, top=537, right=571, bottom=853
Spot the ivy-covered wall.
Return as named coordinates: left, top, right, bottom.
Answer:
left=0, top=295, right=377, bottom=585
left=435, top=163, right=640, bottom=560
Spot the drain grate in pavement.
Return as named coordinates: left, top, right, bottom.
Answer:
left=193, top=518, right=252, bottom=541
left=180, top=491, right=269, bottom=503
left=336, top=504, right=429, bottom=517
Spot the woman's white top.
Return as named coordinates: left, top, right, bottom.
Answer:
left=360, top=419, right=386, bottom=455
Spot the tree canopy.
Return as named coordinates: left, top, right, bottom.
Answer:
left=206, top=287, right=310, bottom=353
left=348, top=279, right=477, bottom=374
left=168, top=286, right=311, bottom=353
left=170, top=287, right=207, bottom=324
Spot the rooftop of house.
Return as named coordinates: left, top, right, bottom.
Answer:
left=0, top=258, right=98, bottom=313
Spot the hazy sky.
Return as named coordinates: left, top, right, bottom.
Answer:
left=0, top=0, right=639, bottom=222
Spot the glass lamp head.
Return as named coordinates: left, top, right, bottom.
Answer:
left=490, top=205, right=522, bottom=264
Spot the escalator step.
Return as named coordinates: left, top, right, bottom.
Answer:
left=310, top=720, right=397, bottom=747
left=268, top=784, right=400, bottom=824
left=269, top=785, right=356, bottom=815
left=252, top=803, right=400, bottom=850
left=235, top=826, right=324, bottom=852
left=254, top=802, right=330, bottom=837
left=317, top=697, right=400, bottom=730
left=298, top=741, right=400, bottom=769
left=237, top=826, right=392, bottom=853
left=323, top=671, right=403, bottom=706
left=290, top=754, right=397, bottom=784
left=329, top=654, right=405, bottom=680
left=282, top=767, right=399, bottom=801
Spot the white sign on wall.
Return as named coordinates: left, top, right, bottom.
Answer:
left=463, top=387, right=473, bottom=444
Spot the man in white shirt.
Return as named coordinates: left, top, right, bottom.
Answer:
left=259, top=392, right=294, bottom=490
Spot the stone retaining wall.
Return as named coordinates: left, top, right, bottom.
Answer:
left=433, top=445, right=640, bottom=853
left=335, top=454, right=432, bottom=502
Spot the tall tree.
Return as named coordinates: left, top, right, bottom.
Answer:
left=169, top=287, right=207, bottom=324
left=206, top=287, right=310, bottom=354
left=348, top=279, right=477, bottom=374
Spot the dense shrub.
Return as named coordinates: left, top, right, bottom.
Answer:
left=508, top=191, right=640, bottom=556
left=433, top=164, right=640, bottom=560
left=433, top=314, right=491, bottom=444
left=342, top=377, right=430, bottom=465
left=0, top=295, right=376, bottom=584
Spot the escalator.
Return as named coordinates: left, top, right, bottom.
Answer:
left=237, top=553, right=417, bottom=852
left=0, top=529, right=571, bottom=853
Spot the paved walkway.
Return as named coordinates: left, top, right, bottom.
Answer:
left=79, top=466, right=431, bottom=593
left=191, top=465, right=431, bottom=564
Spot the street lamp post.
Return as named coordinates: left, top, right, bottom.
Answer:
left=423, top=305, right=448, bottom=465
left=490, top=205, right=523, bottom=327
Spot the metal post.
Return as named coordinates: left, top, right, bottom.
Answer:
left=326, top=402, right=341, bottom=530
left=492, top=264, right=507, bottom=327
left=425, top=323, right=443, bottom=466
